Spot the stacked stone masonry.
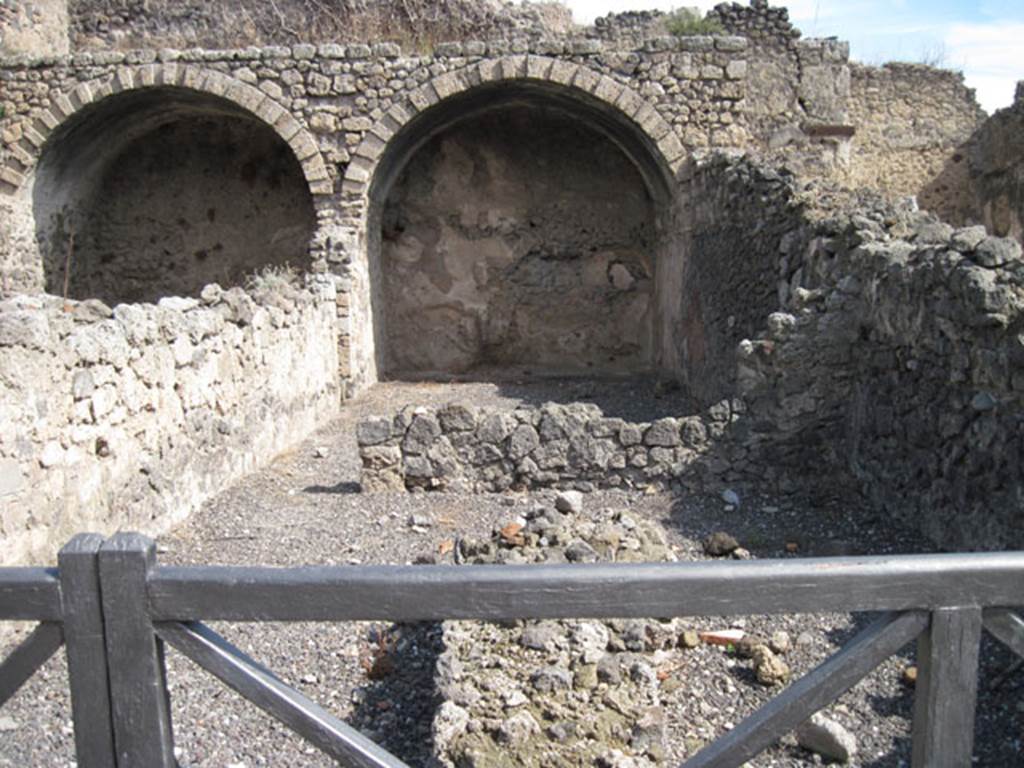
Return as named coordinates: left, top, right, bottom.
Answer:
left=1, top=0, right=1023, bottom=567
left=0, top=278, right=340, bottom=566
left=847, top=62, right=986, bottom=224
left=357, top=400, right=743, bottom=494
left=359, top=153, right=1024, bottom=552
left=0, top=38, right=756, bottom=391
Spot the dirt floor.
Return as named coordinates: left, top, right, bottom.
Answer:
left=1, top=380, right=1021, bottom=767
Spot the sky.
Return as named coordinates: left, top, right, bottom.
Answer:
left=562, top=0, right=1024, bottom=114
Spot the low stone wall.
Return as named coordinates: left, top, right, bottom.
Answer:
left=361, top=153, right=1024, bottom=551
left=357, top=400, right=744, bottom=494
left=0, top=278, right=340, bottom=566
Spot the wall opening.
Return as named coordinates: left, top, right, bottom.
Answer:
left=34, top=87, right=316, bottom=306
left=367, top=81, right=679, bottom=382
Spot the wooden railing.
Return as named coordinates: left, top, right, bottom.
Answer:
left=2, top=532, right=1023, bottom=767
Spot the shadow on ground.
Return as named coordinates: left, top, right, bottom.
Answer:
left=350, top=622, right=446, bottom=767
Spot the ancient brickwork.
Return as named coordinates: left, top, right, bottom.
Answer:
left=361, top=153, right=1024, bottom=551
left=670, top=159, right=804, bottom=403
left=847, top=62, right=985, bottom=222
left=0, top=279, right=339, bottom=566
left=67, top=0, right=574, bottom=51
left=0, top=39, right=751, bottom=391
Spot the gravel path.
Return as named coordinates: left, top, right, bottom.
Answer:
left=1, top=381, right=1021, bottom=767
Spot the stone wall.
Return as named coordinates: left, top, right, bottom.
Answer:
left=847, top=62, right=985, bottom=223
left=0, top=38, right=751, bottom=393
left=964, top=84, right=1024, bottom=245
left=0, top=0, right=69, bottom=57
left=36, top=98, right=317, bottom=305
left=357, top=400, right=741, bottom=493
left=731, top=161, right=1024, bottom=550
left=381, top=103, right=658, bottom=377
left=362, top=153, right=1024, bottom=551
left=0, top=277, right=340, bottom=566
left=669, top=156, right=803, bottom=403
left=67, top=0, right=574, bottom=51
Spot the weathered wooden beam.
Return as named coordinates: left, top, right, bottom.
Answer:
left=682, top=610, right=928, bottom=768
left=99, top=533, right=176, bottom=768
left=911, top=606, right=983, bottom=768
left=156, top=621, right=411, bottom=768
left=147, top=552, right=1024, bottom=622
left=59, top=534, right=117, bottom=768
left=0, top=568, right=62, bottom=620
left=983, top=609, right=1024, bottom=660
left=0, top=622, right=63, bottom=707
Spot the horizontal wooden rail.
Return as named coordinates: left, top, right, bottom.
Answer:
left=0, top=567, right=62, bottom=620
left=3, top=534, right=1023, bottom=768
left=147, top=552, right=1024, bottom=622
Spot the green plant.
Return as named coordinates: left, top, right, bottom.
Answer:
left=245, top=262, right=300, bottom=294
left=664, top=8, right=723, bottom=37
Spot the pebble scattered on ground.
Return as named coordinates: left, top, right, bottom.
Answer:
left=1, top=381, right=1020, bottom=767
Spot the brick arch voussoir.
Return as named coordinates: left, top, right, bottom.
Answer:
left=343, top=55, right=683, bottom=204
left=1, top=64, right=332, bottom=196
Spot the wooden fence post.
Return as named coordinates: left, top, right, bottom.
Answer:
left=99, top=533, right=176, bottom=767
left=911, top=606, right=983, bottom=768
left=58, top=534, right=117, bottom=768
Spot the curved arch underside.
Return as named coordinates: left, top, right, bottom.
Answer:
left=33, top=86, right=317, bottom=305
left=366, top=79, right=683, bottom=380
left=368, top=79, right=676, bottom=210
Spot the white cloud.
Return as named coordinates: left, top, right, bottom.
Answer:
left=945, top=22, right=1024, bottom=112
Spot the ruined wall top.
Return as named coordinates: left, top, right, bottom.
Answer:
left=62, top=0, right=574, bottom=52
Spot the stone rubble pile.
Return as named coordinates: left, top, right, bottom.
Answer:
left=431, top=491, right=794, bottom=768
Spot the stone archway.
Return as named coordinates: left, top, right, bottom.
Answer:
left=2, top=66, right=332, bottom=304
left=341, top=56, right=685, bottom=389
left=1, top=65, right=330, bottom=193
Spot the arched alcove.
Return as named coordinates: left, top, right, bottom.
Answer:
left=364, top=79, right=681, bottom=381
left=33, top=86, right=317, bottom=305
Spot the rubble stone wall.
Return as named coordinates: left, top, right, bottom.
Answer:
left=847, top=62, right=985, bottom=223
left=357, top=400, right=742, bottom=494
left=669, top=158, right=802, bottom=403
left=733, top=161, right=1024, bottom=550
left=965, top=86, right=1024, bottom=245
left=0, top=40, right=751, bottom=393
left=0, top=278, right=340, bottom=566
left=362, top=154, right=1024, bottom=551
left=67, top=0, right=574, bottom=51
left=0, top=0, right=70, bottom=57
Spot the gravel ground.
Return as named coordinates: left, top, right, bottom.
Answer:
left=1, top=380, right=1021, bottom=767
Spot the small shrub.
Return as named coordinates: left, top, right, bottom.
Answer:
left=664, top=8, right=723, bottom=37
left=245, top=262, right=300, bottom=294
